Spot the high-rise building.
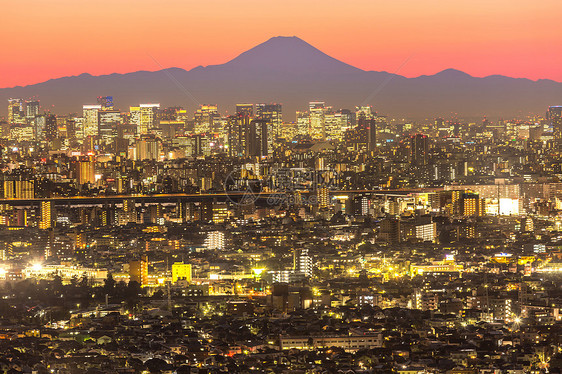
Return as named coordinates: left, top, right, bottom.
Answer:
left=118, top=199, right=137, bottom=225
left=256, top=103, right=282, bottom=138
left=97, top=96, right=114, bottom=110
left=129, top=255, right=148, bottom=286
left=227, top=116, right=270, bottom=157
left=83, top=105, right=101, bottom=137
left=410, top=134, right=429, bottom=166
left=135, top=136, right=161, bottom=160
left=379, top=218, right=401, bottom=244
left=194, top=105, right=219, bottom=134
left=45, top=114, right=58, bottom=141
left=346, top=108, right=376, bottom=151
left=236, top=103, right=253, bottom=117
left=227, top=114, right=250, bottom=157
left=325, top=109, right=353, bottom=141
left=34, top=115, right=46, bottom=140
left=205, top=231, right=225, bottom=250
left=2, top=178, right=34, bottom=199
left=309, top=102, right=326, bottom=140
left=130, top=104, right=160, bottom=135
left=247, top=119, right=270, bottom=158
left=461, top=193, right=485, bottom=217
left=293, top=248, right=313, bottom=277
left=548, top=106, right=562, bottom=140
left=7, top=99, right=24, bottom=124
left=98, top=110, right=121, bottom=143
left=76, top=156, right=96, bottom=186
left=39, top=201, right=54, bottom=230
left=25, top=100, right=40, bottom=119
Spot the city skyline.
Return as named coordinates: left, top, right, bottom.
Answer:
left=2, top=2, right=562, bottom=372
left=3, top=0, right=562, bottom=89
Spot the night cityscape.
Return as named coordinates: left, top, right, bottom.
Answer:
left=1, top=1, right=562, bottom=373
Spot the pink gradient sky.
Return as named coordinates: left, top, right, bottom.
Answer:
left=3, top=0, right=562, bottom=88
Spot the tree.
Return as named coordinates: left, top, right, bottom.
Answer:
left=103, top=273, right=115, bottom=296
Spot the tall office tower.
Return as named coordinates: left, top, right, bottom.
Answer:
left=227, top=116, right=270, bottom=158
left=8, top=99, right=24, bottom=124
left=236, top=103, right=253, bottom=117
left=39, top=201, right=54, bottom=230
left=325, top=109, right=352, bottom=141
left=76, top=156, right=96, bottom=186
left=45, top=114, right=58, bottom=141
left=256, top=103, right=282, bottom=138
left=25, top=100, right=40, bottom=119
left=134, top=104, right=160, bottom=135
left=247, top=119, right=270, bottom=157
left=130, top=104, right=159, bottom=135
left=356, top=105, right=373, bottom=120
left=55, top=116, right=68, bottom=138
left=129, top=255, right=148, bottom=286
left=358, top=115, right=377, bottom=151
left=2, top=178, right=34, bottom=199
left=410, top=134, right=429, bottom=166
left=293, top=248, right=313, bottom=277
left=98, top=110, right=121, bottom=144
left=72, top=117, right=85, bottom=139
left=97, top=96, right=114, bottom=110
left=34, top=115, right=46, bottom=140
left=316, top=186, right=329, bottom=208
left=226, top=114, right=250, bottom=157
left=309, top=101, right=326, bottom=140
left=548, top=106, right=562, bottom=140
left=83, top=104, right=101, bottom=137
left=194, top=104, right=219, bottom=134
left=296, top=111, right=310, bottom=137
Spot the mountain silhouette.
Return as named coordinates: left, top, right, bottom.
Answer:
left=1, top=36, right=561, bottom=120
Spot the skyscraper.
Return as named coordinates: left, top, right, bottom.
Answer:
left=227, top=116, right=270, bottom=157
left=548, top=106, right=562, bottom=140
left=236, top=103, right=253, bottom=117
left=76, top=156, right=96, bottom=186
left=98, top=110, right=121, bottom=143
left=296, top=111, right=310, bottom=137
left=130, top=104, right=160, bottom=135
left=194, top=105, right=219, bottom=134
left=293, top=248, right=313, bottom=277
left=25, top=100, right=40, bottom=119
left=8, top=99, right=24, bottom=124
left=45, top=114, right=58, bottom=141
left=97, top=96, right=114, bottom=110
left=83, top=104, right=101, bottom=137
left=410, top=134, right=429, bottom=166
left=249, top=119, right=270, bottom=157
left=309, top=101, right=326, bottom=140
left=226, top=114, right=250, bottom=157
left=256, top=103, right=282, bottom=141
left=39, top=201, right=54, bottom=230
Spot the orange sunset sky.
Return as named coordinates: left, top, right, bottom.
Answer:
left=3, top=0, right=562, bottom=88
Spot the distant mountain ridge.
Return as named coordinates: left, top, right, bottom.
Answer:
left=1, top=36, right=561, bottom=120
